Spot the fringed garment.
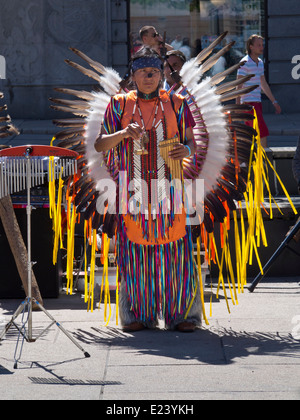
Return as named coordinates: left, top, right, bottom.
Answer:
left=102, top=90, right=198, bottom=323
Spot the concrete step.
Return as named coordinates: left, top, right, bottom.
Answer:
left=268, top=135, right=299, bottom=147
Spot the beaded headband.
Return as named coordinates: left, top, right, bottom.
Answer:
left=131, top=57, right=163, bottom=73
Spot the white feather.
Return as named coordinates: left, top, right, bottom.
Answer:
left=100, top=68, right=122, bottom=96
left=179, top=58, right=202, bottom=89
left=83, top=70, right=121, bottom=211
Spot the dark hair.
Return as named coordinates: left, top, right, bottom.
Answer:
left=139, top=26, right=155, bottom=40
left=166, top=49, right=186, bottom=64
left=132, top=45, right=161, bottom=61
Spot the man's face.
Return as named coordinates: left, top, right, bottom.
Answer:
left=164, top=55, right=184, bottom=86
left=250, top=38, right=264, bottom=56
left=132, top=67, right=162, bottom=94
left=143, top=28, right=163, bottom=48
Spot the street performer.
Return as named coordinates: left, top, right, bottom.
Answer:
left=51, top=32, right=297, bottom=332
left=94, top=46, right=201, bottom=333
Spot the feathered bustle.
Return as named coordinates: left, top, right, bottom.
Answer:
left=48, top=37, right=298, bottom=323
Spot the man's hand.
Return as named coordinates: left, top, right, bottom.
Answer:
left=123, top=123, right=143, bottom=140
left=168, top=143, right=191, bottom=161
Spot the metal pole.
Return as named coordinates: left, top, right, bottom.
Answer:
left=25, top=149, right=34, bottom=341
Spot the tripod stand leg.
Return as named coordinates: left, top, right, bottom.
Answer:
left=248, top=218, right=300, bottom=292
left=248, top=243, right=286, bottom=292
left=0, top=300, right=27, bottom=341
left=33, top=299, right=90, bottom=358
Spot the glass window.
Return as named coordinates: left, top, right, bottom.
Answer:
left=130, top=0, right=265, bottom=78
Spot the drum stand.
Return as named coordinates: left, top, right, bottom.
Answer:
left=248, top=216, right=300, bottom=292
left=0, top=148, right=90, bottom=368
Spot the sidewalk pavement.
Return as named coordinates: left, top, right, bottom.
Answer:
left=0, top=280, right=299, bottom=401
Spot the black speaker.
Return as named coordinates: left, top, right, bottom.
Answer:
left=210, top=215, right=300, bottom=279
left=0, top=208, right=61, bottom=298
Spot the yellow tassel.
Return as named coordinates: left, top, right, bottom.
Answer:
left=97, top=234, right=112, bottom=324
left=48, top=156, right=56, bottom=227
left=222, top=221, right=238, bottom=305
left=211, top=233, right=231, bottom=314
left=264, top=153, right=298, bottom=216
left=66, top=205, right=76, bottom=295
left=187, top=237, right=209, bottom=325
left=115, top=266, right=119, bottom=326
left=52, top=169, right=64, bottom=265
left=84, top=220, right=88, bottom=303
left=184, top=281, right=198, bottom=321
left=87, top=229, right=97, bottom=312
left=233, top=210, right=242, bottom=293
left=238, top=201, right=247, bottom=289
left=198, top=237, right=209, bottom=325
left=99, top=235, right=107, bottom=310
left=209, top=283, right=213, bottom=318
left=225, top=238, right=238, bottom=304
left=252, top=236, right=263, bottom=274
left=50, top=136, right=56, bottom=147
left=104, top=238, right=111, bottom=323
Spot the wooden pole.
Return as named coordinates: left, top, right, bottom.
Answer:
left=0, top=195, right=43, bottom=306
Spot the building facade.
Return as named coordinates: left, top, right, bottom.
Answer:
left=130, top=0, right=300, bottom=114
left=267, top=0, right=300, bottom=113
left=130, top=0, right=266, bottom=68
left=0, top=0, right=299, bottom=119
left=0, top=0, right=130, bottom=119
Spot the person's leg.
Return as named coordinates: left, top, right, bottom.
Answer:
left=260, top=136, right=267, bottom=148
left=244, top=102, right=269, bottom=149
left=166, top=282, right=202, bottom=332
left=119, top=279, right=158, bottom=331
left=253, top=102, right=269, bottom=149
left=119, top=280, right=140, bottom=327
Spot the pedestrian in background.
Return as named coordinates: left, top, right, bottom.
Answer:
left=139, top=25, right=173, bottom=57
left=237, top=34, right=281, bottom=148
left=163, top=49, right=186, bottom=92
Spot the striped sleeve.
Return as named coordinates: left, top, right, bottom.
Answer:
left=176, top=98, right=196, bottom=144
left=102, top=97, right=123, bottom=134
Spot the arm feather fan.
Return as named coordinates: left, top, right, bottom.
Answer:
left=177, top=37, right=260, bottom=231
left=52, top=49, right=124, bottom=218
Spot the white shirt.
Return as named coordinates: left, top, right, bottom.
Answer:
left=237, top=54, right=265, bottom=103
left=179, top=45, right=191, bottom=60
